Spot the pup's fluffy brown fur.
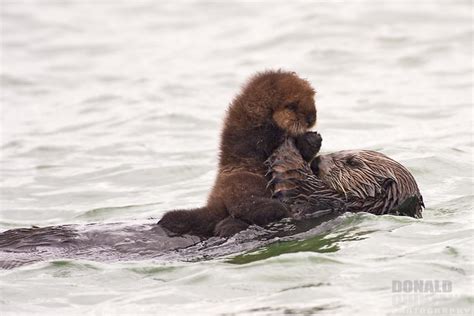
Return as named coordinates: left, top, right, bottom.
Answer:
left=158, top=70, right=321, bottom=237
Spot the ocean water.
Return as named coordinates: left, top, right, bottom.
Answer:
left=0, top=1, right=473, bottom=315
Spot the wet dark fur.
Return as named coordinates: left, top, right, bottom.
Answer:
left=158, top=70, right=321, bottom=237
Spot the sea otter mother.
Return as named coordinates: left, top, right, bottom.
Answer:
left=268, top=138, right=424, bottom=219
left=159, top=70, right=322, bottom=237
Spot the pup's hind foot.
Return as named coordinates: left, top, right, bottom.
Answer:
left=214, top=217, right=249, bottom=237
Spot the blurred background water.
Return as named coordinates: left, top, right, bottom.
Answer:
left=0, top=0, right=472, bottom=315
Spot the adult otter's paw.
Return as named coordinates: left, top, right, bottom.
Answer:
left=214, top=217, right=249, bottom=237
left=291, top=196, right=346, bottom=220
left=295, top=131, right=322, bottom=162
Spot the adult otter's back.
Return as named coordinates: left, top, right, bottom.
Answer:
left=269, top=139, right=424, bottom=218
left=159, top=70, right=322, bottom=237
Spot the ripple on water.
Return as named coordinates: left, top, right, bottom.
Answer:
left=75, top=202, right=163, bottom=221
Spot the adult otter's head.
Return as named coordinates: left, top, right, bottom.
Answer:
left=231, top=70, right=316, bottom=137
left=315, top=150, right=421, bottom=202
left=268, top=139, right=424, bottom=218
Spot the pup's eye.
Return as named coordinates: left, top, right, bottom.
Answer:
left=285, top=102, right=299, bottom=112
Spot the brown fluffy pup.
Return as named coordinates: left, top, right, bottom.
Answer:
left=158, top=70, right=321, bottom=237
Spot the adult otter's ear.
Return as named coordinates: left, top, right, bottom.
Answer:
left=294, top=132, right=322, bottom=162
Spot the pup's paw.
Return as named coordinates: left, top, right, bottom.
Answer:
left=295, top=131, right=322, bottom=161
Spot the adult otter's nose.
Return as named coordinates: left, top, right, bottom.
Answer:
left=306, top=114, right=315, bottom=127
left=316, top=154, right=331, bottom=176
left=310, top=156, right=320, bottom=175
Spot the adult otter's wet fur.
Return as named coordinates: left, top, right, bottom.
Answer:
left=269, top=139, right=424, bottom=218
left=159, top=70, right=321, bottom=237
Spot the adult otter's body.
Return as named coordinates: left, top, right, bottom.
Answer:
left=159, top=71, right=321, bottom=237
left=269, top=139, right=424, bottom=218
left=0, top=140, right=424, bottom=268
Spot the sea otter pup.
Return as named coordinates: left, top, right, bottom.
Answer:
left=268, top=139, right=424, bottom=218
left=159, top=70, right=321, bottom=237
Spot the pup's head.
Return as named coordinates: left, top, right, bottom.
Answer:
left=239, top=70, right=316, bottom=136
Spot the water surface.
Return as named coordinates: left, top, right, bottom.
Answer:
left=1, top=1, right=473, bottom=315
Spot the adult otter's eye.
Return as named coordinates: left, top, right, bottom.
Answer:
left=285, top=102, right=299, bottom=112
left=346, top=157, right=360, bottom=167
